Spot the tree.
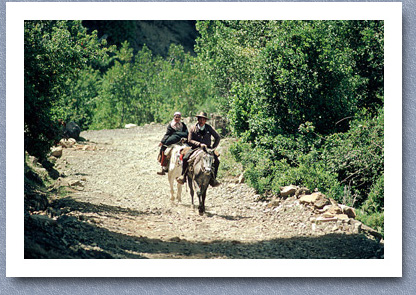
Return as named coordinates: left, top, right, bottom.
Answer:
left=24, top=20, right=110, bottom=159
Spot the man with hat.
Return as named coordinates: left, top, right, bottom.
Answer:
left=176, top=111, right=221, bottom=187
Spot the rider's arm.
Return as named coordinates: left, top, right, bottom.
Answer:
left=210, top=125, right=220, bottom=149
left=188, top=126, right=202, bottom=148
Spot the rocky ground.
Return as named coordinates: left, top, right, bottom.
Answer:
left=24, top=123, right=383, bottom=259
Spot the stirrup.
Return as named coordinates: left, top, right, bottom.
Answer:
left=176, top=175, right=185, bottom=184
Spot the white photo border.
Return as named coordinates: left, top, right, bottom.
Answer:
left=6, top=2, right=402, bottom=277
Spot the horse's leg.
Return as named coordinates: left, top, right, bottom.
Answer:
left=177, top=182, right=182, bottom=203
left=194, top=182, right=204, bottom=215
left=201, top=189, right=206, bottom=215
left=193, top=179, right=202, bottom=212
left=198, top=191, right=204, bottom=215
left=187, top=175, right=195, bottom=208
left=168, top=173, right=175, bottom=201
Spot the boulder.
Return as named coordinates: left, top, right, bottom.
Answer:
left=295, top=187, right=311, bottom=198
left=280, top=185, right=299, bottom=197
left=51, top=146, right=63, bottom=158
left=314, top=195, right=330, bottom=209
left=60, top=138, right=77, bottom=148
left=299, top=192, right=327, bottom=207
left=339, top=205, right=356, bottom=218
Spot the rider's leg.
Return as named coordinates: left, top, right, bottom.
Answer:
left=177, top=150, right=192, bottom=184
left=209, top=155, right=221, bottom=187
left=157, top=146, right=168, bottom=175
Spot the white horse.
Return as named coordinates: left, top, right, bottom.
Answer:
left=166, top=143, right=187, bottom=202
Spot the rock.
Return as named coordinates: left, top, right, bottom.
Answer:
left=299, top=194, right=318, bottom=204
left=322, top=211, right=335, bottom=218
left=326, top=205, right=343, bottom=215
left=267, top=197, right=281, bottom=208
left=295, top=187, right=311, bottom=198
left=339, top=205, right=356, bottom=218
left=335, top=214, right=350, bottom=221
left=280, top=185, right=298, bottom=197
left=30, top=214, right=57, bottom=226
left=238, top=173, right=245, bottom=184
left=361, top=224, right=383, bottom=239
left=316, top=216, right=338, bottom=222
left=59, top=138, right=77, bottom=148
left=313, top=195, right=330, bottom=209
left=352, top=220, right=362, bottom=233
left=47, top=156, right=58, bottom=164
left=28, top=155, right=38, bottom=166
left=69, top=180, right=84, bottom=187
left=51, top=146, right=63, bottom=158
left=125, top=123, right=138, bottom=129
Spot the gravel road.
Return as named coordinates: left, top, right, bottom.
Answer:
left=24, top=123, right=383, bottom=259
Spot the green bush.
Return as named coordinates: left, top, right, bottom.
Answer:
left=323, top=108, right=384, bottom=206
left=25, top=20, right=111, bottom=159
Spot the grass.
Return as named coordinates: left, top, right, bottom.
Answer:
left=217, top=137, right=244, bottom=181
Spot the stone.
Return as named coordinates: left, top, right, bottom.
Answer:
left=300, top=194, right=318, bottom=204
left=125, top=123, right=138, bottom=129
left=352, top=221, right=362, bottom=233
left=51, top=146, right=63, bottom=158
left=339, top=205, right=356, bottom=218
left=60, top=138, right=76, bottom=148
left=335, top=214, right=350, bottom=221
left=327, top=205, right=343, bottom=215
left=313, top=194, right=330, bottom=209
left=267, top=197, right=281, bottom=208
left=316, top=216, right=338, bottom=222
left=295, top=187, right=311, bottom=198
left=322, top=212, right=335, bottom=218
left=299, top=192, right=327, bottom=207
left=238, top=173, right=245, bottom=184
left=69, top=180, right=84, bottom=187
left=280, top=185, right=299, bottom=197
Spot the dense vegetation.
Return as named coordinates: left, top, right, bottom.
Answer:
left=24, top=20, right=384, bottom=233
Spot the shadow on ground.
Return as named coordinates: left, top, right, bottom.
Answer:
left=24, top=197, right=383, bottom=259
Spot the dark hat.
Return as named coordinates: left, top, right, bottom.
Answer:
left=196, top=111, right=209, bottom=120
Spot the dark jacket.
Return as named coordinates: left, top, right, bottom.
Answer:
left=188, top=123, right=220, bottom=149
left=161, top=122, right=188, bottom=146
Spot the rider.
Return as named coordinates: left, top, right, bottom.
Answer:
left=176, top=111, right=221, bottom=187
left=157, top=111, right=188, bottom=175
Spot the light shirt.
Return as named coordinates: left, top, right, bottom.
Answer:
left=197, top=124, right=206, bottom=131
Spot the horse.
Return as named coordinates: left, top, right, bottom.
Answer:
left=186, top=147, right=216, bottom=215
left=166, top=143, right=187, bottom=203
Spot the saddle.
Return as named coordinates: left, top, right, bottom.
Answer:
left=160, top=143, right=188, bottom=165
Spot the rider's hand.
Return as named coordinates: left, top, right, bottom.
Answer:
left=159, top=142, right=163, bottom=147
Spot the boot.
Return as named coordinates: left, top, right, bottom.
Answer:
left=209, top=177, right=221, bottom=187
left=157, top=153, right=167, bottom=175
left=209, top=159, right=220, bottom=187
left=157, top=167, right=166, bottom=175
left=176, top=160, right=188, bottom=184
left=176, top=175, right=185, bottom=184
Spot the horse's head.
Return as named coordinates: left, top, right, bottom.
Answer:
left=201, top=148, right=215, bottom=175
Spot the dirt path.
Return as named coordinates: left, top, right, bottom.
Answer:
left=25, top=124, right=383, bottom=259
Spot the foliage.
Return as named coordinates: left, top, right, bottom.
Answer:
left=323, top=108, right=384, bottom=206
left=24, top=19, right=385, bottom=233
left=200, top=20, right=385, bottom=231
left=24, top=20, right=111, bottom=159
